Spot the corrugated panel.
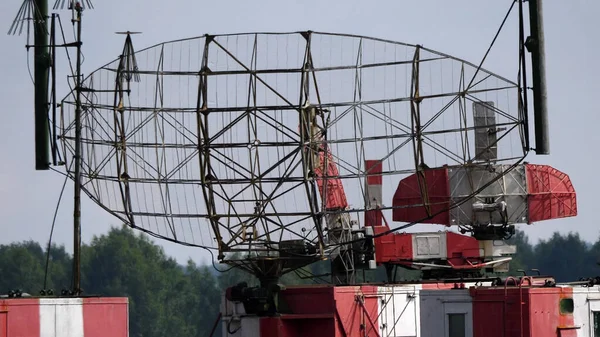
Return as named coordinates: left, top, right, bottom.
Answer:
left=448, top=165, right=528, bottom=226
left=525, top=164, right=577, bottom=223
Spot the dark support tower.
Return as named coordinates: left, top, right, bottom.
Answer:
left=526, top=0, right=550, bottom=155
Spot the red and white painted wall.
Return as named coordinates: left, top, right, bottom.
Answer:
left=221, top=282, right=487, bottom=337
left=0, top=297, right=128, bottom=337
left=421, top=282, right=600, bottom=337
left=221, top=281, right=600, bottom=337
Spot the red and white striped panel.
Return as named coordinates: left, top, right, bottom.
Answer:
left=0, top=297, right=128, bottom=337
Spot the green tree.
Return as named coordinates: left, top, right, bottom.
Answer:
left=533, top=232, right=590, bottom=282
left=506, top=230, right=536, bottom=275
left=181, top=261, right=221, bottom=336
left=0, top=241, right=71, bottom=294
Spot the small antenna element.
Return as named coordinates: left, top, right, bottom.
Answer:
left=8, top=0, right=47, bottom=36
left=116, top=31, right=141, bottom=85
left=53, top=0, right=93, bottom=10
left=52, top=0, right=93, bottom=22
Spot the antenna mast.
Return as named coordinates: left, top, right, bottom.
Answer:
left=71, top=0, right=83, bottom=295
left=9, top=0, right=91, bottom=295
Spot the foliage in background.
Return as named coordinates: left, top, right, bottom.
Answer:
left=0, top=226, right=599, bottom=337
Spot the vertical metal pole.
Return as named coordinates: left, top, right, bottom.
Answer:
left=518, top=0, right=530, bottom=152
left=51, top=13, right=57, bottom=166
left=73, top=5, right=83, bottom=295
left=34, top=0, right=50, bottom=170
left=527, top=0, right=550, bottom=154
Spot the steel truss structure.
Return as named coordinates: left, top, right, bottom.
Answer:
left=58, top=31, right=527, bottom=278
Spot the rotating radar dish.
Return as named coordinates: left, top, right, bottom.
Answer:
left=57, top=31, right=528, bottom=280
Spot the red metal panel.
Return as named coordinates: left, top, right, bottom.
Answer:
left=260, top=317, right=287, bottom=337
left=445, top=232, right=481, bottom=267
left=372, top=226, right=413, bottom=264
left=365, top=210, right=383, bottom=228
left=420, top=283, right=459, bottom=290
left=358, top=286, right=379, bottom=337
left=276, top=286, right=336, bottom=336
left=0, top=312, right=6, bottom=337
left=280, top=286, right=336, bottom=315
left=315, top=150, right=349, bottom=210
left=557, top=288, right=576, bottom=337
left=82, top=297, right=129, bottom=337
left=260, top=317, right=303, bottom=337
left=271, top=286, right=380, bottom=337
left=392, top=167, right=451, bottom=225
left=334, top=286, right=379, bottom=337
left=528, top=287, right=577, bottom=337
left=470, top=287, right=530, bottom=337
left=3, top=299, right=40, bottom=337
left=525, top=164, right=577, bottom=223
left=470, top=285, right=578, bottom=337
left=333, top=287, right=362, bottom=337
left=365, top=160, right=382, bottom=185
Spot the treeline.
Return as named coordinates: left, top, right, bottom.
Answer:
left=507, top=230, right=600, bottom=281
left=0, top=226, right=599, bottom=337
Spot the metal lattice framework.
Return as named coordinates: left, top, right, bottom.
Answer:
left=58, top=31, right=527, bottom=276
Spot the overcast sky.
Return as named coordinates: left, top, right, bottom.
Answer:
left=0, top=0, right=597, bottom=264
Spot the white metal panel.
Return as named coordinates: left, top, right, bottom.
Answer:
left=377, top=285, right=421, bottom=337
left=585, top=287, right=600, bottom=337
left=412, top=233, right=447, bottom=260
left=221, top=294, right=247, bottom=317
left=420, top=289, right=473, bottom=337
left=478, top=240, right=515, bottom=273
left=567, top=286, right=600, bottom=337
left=221, top=292, right=256, bottom=337
left=479, top=240, right=516, bottom=257
left=365, top=185, right=383, bottom=207
left=39, top=298, right=84, bottom=337
left=572, top=290, right=591, bottom=337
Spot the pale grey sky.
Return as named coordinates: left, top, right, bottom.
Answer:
left=0, top=0, right=598, bottom=264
